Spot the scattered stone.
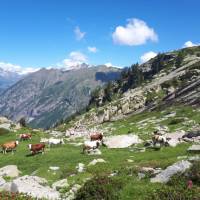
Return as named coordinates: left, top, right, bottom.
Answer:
left=0, top=165, right=20, bottom=178
left=150, top=160, right=192, bottom=183
left=88, top=159, right=106, bottom=166
left=88, top=149, right=102, bottom=155
left=76, top=163, right=85, bottom=173
left=4, top=175, right=60, bottom=200
left=138, top=172, right=145, bottom=180
left=64, top=184, right=81, bottom=200
left=188, top=155, right=200, bottom=161
left=127, top=159, right=134, bottom=163
left=104, top=134, right=142, bottom=148
left=49, top=166, right=60, bottom=171
left=188, top=145, right=200, bottom=153
left=166, top=131, right=185, bottom=147
left=52, top=179, right=69, bottom=191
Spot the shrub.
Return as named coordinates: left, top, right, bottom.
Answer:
left=75, top=176, right=123, bottom=200
left=0, top=191, right=35, bottom=200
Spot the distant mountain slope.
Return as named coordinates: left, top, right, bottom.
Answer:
left=0, top=69, right=22, bottom=94
left=0, top=65, right=121, bottom=128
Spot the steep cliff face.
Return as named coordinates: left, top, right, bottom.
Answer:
left=0, top=66, right=121, bottom=128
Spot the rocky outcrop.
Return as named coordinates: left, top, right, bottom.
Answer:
left=2, top=175, right=60, bottom=200
left=104, top=134, right=142, bottom=148
left=0, top=165, right=20, bottom=178
left=150, top=160, right=192, bottom=183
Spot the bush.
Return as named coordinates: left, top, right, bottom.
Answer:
left=0, top=191, right=35, bottom=200
left=0, top=128, right=9, bottom=136
left=75, top=176, right=123, bottom=200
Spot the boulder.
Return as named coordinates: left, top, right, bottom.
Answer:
left=188, top=145, right=200, bottom=153
left=0, top=165, right=20, bottom=178
left=0, top=117, right=10, bottom=124
left=4, top=175, right=60, bottom=200
left=104, top=134, right=142, bottom=148
left=52, top=179, right=69, bottom=190
left=76, top=163, right=85, bottom=173
left=150, top=160, right=192, bottom=183
left=0, top=177, right=6, bottom=186
left=166, top=131, right=185, bottom=147
left=88, top=159, right=106, bottom=166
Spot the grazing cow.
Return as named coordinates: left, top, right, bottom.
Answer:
left=152, top=134, right=168, bottom=146
left=1, top=141, right=19, bottom=154
left=82, top=140, right=100, bottom=154
left=19, top=133, right=32, bottom=141
left=90, top=132, right=103, bottom=142
left=28, top=143, right=45, bottom=155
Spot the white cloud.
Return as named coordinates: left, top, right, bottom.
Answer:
left=0, top=62, right=39, bottom=75
left=62, top=51, right=88, bottom=70
left=88, top=46, right=98, bottom=53
left=112, top=18, right=158, bottom=46
left=140, top=51, right=157, bottom=63
left=74, top=26, right=86, bottom=41
left=183, top=41, right=198, bottom=48
left=104, top=62, right=121, bottom=68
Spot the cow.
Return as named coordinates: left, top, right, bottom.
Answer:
left=82, top=140, right=100, bottom=154
left=19, top=133, right=32, bottom=141
left=28, top=143, right=45, bottom=155
left=152, top=134, right=168, bottom=146
left=90, top=132, right=103, bottom=142
left=1, top=141, right=19, bottom=154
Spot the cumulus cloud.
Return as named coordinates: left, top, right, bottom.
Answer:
left=112, top=18, right=158, bottom=46
left=140, top=51, right=157, bottom=63
left=62, top=51, right=88, bottom=70
left=88, top=46, right=98, bottom=53
left=74, top=26, right=86, bottom=41
left=0, top=62, right=39, bottom=75
left=183, top=41, right=198, bottom=48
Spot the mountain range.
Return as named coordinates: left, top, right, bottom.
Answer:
left=0, top=65, right=121, bottom=128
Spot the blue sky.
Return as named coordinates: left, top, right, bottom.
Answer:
left=0, top=0, right=199, bottom=71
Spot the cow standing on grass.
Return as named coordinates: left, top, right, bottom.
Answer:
left=19, top=133, right=32, bottom=141
left=28, top=143, right=45, bottom=155
left=82, top=141, right=100, bottom=154
left=1, top=141, right=19, bottom=154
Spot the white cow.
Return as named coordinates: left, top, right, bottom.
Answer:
left=82, top=140, right=100, bottom=154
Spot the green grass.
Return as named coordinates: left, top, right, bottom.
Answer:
left=0, top=105, right=199, bottom=199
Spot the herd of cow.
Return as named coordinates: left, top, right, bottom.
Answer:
left=0, top=132, right=104, bottom=155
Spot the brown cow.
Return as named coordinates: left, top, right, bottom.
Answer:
left=1, top=141, right=19, bottom=154
left=28, top=143, right=45, bottom=155
left=19, top=133, right=32, bottom=141
left=90, top=132, right=103, bottom=141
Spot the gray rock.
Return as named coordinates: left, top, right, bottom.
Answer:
left=104, top=134, right=142, bottom=148
left=138, top=173, right=145, bottom=180
left=52, top=179, right=69, bottom=190
left=0, top=165, right=20, bottom=178
left=188, top=145, right=200, bottom=152
left=5, top=175, right=60, bottom=200
left=76, top=163, right=85, bottom=173
left=88, top=159, right=106, bottom=166
left=0, top=177, right=6, bottom=186
left=150, top=160, right=192, bottom=183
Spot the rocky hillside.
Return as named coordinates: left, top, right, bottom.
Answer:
left=0, top=65, right=121, bottom=128
left=68, top=46, right=200, bottom=127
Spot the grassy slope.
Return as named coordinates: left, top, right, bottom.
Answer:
left=0, top=105, right=199, bottom=199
